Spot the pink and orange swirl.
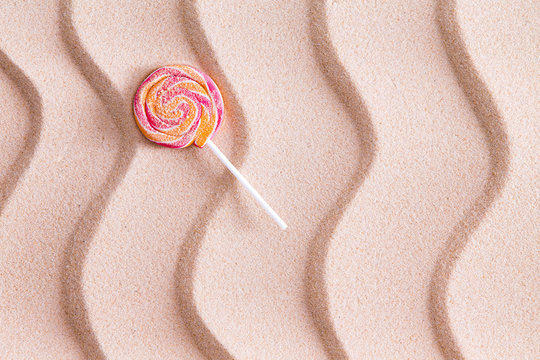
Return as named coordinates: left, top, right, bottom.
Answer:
left=133, top=65, right=224, bottom=148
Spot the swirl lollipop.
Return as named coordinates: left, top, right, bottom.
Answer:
left=134, top=65, right=287, bottom=229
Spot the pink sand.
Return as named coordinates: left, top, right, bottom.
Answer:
left=0, top=0, right=538, bottom=359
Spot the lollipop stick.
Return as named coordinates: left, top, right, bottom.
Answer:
left=206, top=140, right=287, bottom=230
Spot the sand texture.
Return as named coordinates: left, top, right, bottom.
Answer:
left=0, top=0, right=538, bottom=359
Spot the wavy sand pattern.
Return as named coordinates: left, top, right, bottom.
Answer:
left=305, top=1, right=376, bottom=359
left=0, top=51, right=42, bottom=217
left=0, top=0, right=121, bottom=358
left=175, top=1, right=249, bottom=359
left=323, top=0, right=491, bottom=358
left=438, top=1, right=539, bottom=359
left=0, top=0, right=537, bottom=359
left=59, top=0, right=137, bottom=358
left=184, top=0, right=363, bottom=358
left=430, top=1, right=510, bottom=359
left=62, top=0, right=244, bottom=358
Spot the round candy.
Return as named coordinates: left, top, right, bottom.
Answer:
left=133, top=65, right=224, bottom=148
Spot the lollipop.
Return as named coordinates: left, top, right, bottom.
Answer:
left=134, top=65, right=287, bottom=229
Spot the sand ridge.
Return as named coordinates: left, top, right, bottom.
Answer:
left=305, top=1, right=376, bottom=359
left=429, top=1, right=510, bottom=359
left=59, top=1, right=137, bottom=358
left=440, top=1, right=539, bottom=359
left=0, top=50, right=42, bottom=217
left=0, top=0, right=537, bottom=359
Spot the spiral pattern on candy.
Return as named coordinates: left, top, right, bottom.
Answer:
left=133, top=65, right=224, bottom=148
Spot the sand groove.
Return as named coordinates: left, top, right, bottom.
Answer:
left=434, top=1, right=539, bottom=359
left=175, top=1, right=249, bottom=359
left=429, top=1, right=510, bottom=359
left=305, top=1, right=376, bottom=359
left=0, top=50, right=42, bottom=216
left=59, top=1, right=137, bottom=358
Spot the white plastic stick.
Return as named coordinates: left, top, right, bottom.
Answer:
left=206, top=140, right=287, bottom=230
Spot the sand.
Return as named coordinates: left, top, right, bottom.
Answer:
left=0, top=0, right=537, bottom=359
